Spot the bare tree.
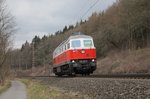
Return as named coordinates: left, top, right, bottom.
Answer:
left=0, top=0, right=16, bottom=85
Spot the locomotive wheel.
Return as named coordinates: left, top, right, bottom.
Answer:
left=57, top=74, right=62, bottom=77
left=68, top=72, right=76, bottom=77
left=82, top=73, right=90, bottom=76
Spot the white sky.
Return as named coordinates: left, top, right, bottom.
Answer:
left=6, top=0, right=116, bottom=48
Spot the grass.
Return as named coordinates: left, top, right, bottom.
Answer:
left=0, top=81, right=11, bottom=94
left=21, top=79, right=90, bottom=99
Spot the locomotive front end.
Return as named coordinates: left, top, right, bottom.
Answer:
left=68, top=36, right=96, bottom=74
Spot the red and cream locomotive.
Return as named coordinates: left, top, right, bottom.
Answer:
left=52, top=32, right=96, bottom=76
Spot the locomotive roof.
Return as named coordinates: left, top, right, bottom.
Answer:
left=58, top=35, right=92, bottom=47
left=68, top=34, right=92, bottom=40
left=53, top=34, right=92, bottom=53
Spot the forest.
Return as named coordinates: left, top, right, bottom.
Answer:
left=0, top=0, right=150, bottom=84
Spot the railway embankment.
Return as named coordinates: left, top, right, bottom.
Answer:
left=36, top=77, right=150, bottom=99
left=95, top=48, right=150, bottom=74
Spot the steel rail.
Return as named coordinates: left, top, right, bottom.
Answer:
left=20, top=73, right=150, bottom=79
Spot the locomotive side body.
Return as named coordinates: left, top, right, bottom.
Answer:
left=52, top=34, right=96, bottom=76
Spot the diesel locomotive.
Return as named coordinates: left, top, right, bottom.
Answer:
left=52, top=32, right=96, bottom=76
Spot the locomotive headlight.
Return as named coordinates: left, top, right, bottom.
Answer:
left=72, top=60, right=75, bottom=63
left=92, top=59, right=95, bottom=62
left=81, top=49, right=85, bottom=54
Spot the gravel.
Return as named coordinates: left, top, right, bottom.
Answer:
left=37, top=77, right=150, bottom=99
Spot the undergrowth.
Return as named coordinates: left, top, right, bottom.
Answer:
left=21, top=79, right=90, bottom=99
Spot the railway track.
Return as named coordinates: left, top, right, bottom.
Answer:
left=21, top=73, right=150, bottom=79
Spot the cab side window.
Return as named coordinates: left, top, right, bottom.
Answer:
left=67, top=43, right=70, bottom=49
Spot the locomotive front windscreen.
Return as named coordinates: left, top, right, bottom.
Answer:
left=71, top=40, right=81, bottom=47
left=71, top=39, right=94, bottom=48
left=83, top=40, right=93, bottom=47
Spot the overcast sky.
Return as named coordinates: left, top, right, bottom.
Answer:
left=6, top=0, right=116, bottom=48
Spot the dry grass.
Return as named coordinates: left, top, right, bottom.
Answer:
left=17, top=65, right=50, bottom=77
left=21, top=79, right=90, bottom=99
left=0, top=81, right=11, bottom=94
left=95, top=47, right=150, bottom=74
